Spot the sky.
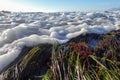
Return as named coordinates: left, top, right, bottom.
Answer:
left=0, top=0, right=120, bottom=12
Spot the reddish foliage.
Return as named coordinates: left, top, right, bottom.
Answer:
left=94, top=32, right=120, bottom=59
left=106, top=52, right=113, bottom=59
left=69, top=42, right=95, bottom=60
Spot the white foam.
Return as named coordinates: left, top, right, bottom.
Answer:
left=0, top=11, right=119, bottom=72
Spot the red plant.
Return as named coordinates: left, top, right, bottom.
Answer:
left=69, top=42, right=94, bottom=60
left=106, top=52, right=113, bottom=59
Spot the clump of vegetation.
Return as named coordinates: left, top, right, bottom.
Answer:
left=42, top=41, right=120, bottom=80
left=41, top=30, right=120, bottom=80
left=94, top=30, right=120, bottom=62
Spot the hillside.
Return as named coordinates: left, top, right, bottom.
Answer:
left=0, top=29, right=119, bottom=80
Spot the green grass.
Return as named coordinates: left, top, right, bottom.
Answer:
left=20, top=46, right=40, bottom=69
left=41, top=42, right=120, bottom=80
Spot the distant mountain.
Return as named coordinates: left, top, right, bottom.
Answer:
left=108, top=7, right=120, bottom=11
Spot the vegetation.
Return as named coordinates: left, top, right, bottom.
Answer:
left=42, top=41, right=120, bottom=80
left=1, top=30, right=120, bottom=80
left=41, top=30, right=120, bottom=80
